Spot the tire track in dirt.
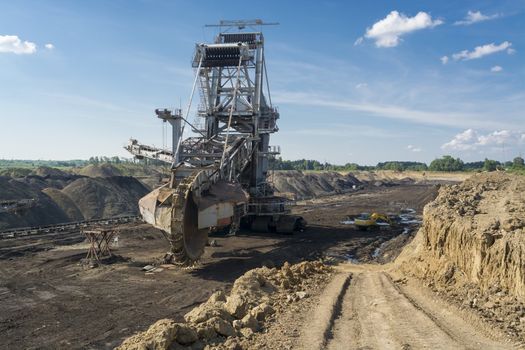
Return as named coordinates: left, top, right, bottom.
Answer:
left=300, top=265, right=516, bottom=350
left=297, top=273, right=352, bottom=350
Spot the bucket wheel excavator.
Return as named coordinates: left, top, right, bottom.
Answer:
left=126, top=20, right=305, bottom=265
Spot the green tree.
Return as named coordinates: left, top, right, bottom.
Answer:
left=429, top=155, right=464, bottom=172
left=387, top=162, right=403, bottom=171
left=375, top=161, right=427, bottom=171
left=343, top=163, right=359, bottom=171
left=483, top=158, right=499, bottom=172
left=513, top=156, right=524, bottom=168
left=464, top=161, right=484, bottom=171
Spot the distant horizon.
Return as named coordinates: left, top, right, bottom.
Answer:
left=1, top=155, right=521, bottom=168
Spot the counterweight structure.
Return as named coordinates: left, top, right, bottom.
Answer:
left=130, top=20, right=304, bottom=264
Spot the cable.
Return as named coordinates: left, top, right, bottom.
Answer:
left=173, top=54, right=204, bottom=166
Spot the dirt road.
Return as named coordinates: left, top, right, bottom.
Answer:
left=301, top=265, right=515, bottom=350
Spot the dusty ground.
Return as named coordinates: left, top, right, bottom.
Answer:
left=306, top=265, right=517, bottom=350
left=243, top=263, right=520, bottom=350
left=0, top=184, right=436, bottom=349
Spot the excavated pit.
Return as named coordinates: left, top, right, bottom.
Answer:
left=0, top=171, right=458, bottom=349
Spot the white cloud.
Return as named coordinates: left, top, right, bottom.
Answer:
left=452, top=41, right=512, bottom=61
left=455, top=10, right=499, bottom=25
left=407, top=145, right=422, bottom=152
left=440, top=56, right=449, bottom=64
left=441, top=129, right=478, bottom=151
left=0, top=35, right=37, bottom=54
left=477, top=130, right=518, bottom=146
left=354, top=37, right=364, bottom=46
left=45, top=43, right=54, bottom=50
left=442, top=129, right=525, bottom=151
left=507, top=48, right=516, bottom=55
left=355, top=83, right=368, bottom=89
left=491, top=65, right=502, bottom=72
left=362, top=11, right=443, bottom=48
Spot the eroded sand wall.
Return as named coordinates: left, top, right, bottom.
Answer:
left=396, top=172, right=525, bottom=298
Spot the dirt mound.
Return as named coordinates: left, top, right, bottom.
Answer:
left=0, top=174, right=148, bottom=229
left=271, top=170, right=466, bottom=200
left=0, top=176, right=71, bottom=230
left=396, top=172, right=525, bottom=338
left=73, top=163, right=169, bottom=179
left=272, top=171, right=361, bottom=199
left=29, top=166, right=70, bottom=177
left=15, top=173, right=80, bottom=191
left=352, top=170, right=470, bottom=184
left=61, top=176, right=149, bottom=219
left=0, top=168, right=32, bottom=178
left=117, top=261, right=331, bottom=350
left=75, top=163, right=123, bottom=177
left=41, top=187, right=84, bottom=221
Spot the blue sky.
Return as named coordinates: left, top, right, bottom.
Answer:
left=1, top=0, right=524, bottom=165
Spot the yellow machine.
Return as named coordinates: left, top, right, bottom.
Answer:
left=354, top=213, right=392, bottom=230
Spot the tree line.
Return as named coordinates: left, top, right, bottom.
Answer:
left=3, top=155, right=525, bottom=173
left=0, top=156, right=137, bottom=169
left=269, top=155, right=525, bottom=172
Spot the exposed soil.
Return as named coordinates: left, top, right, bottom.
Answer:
left=271, top=170, right=467, bottom=200
left=0, top=175, right=149, bottom=230
left=0, top=184, right=437, bottom=349
left=0, top=175, right=74, bottom=229
left=74, top=164, right=124, bottom=178
left=396, top=172, right=525, bottom=341
left=117, top=261, right=332, bottom=350
left=307, top=266, right=516, bottom=350
left=61, top=177, right=149, bottom=220
left=350, top=170, right=471, bottom=184
left=271, top=171, right=362, bottom=199
left=0, top=163, right=172, bottom=230
left=235, top=256, right=521, bottom=350
left=70, top=164, right=168, bottom=179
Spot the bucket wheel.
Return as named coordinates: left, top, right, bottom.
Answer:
left=165, top=172, right=209, bottom=265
